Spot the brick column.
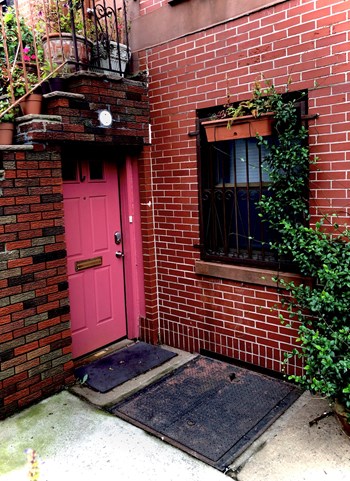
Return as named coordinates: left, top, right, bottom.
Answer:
left=139, top=146, right=160, bottom=344
left=0, top=146, right=74, bottom=420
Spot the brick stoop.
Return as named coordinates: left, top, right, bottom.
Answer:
left=0, top=73, right=150, bottom=419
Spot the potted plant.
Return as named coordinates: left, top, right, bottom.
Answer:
left=202, top=81, right=277, bottom=142
left=9, top=67, right=43, bottom=115
left=41, top=60, right=66, bottom=92
left=0, top=99, right=18, bottom=145
left=35, top=0, right=94, bottom=72
left=0, top=7, right=37, bottom=66
left=0, top=7, right=43, bottom=94
left=91, top=7, right=131, bottom=75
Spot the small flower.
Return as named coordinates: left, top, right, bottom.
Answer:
left=25, top=448, right=40, bottom=481
left=23, top=47, right=30, bottom=53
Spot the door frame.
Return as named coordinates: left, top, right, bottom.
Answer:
left=62, top=148, right=145, bottom=352
left=119, top=154, right=146, bottom=339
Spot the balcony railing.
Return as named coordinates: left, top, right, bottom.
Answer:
left=0, top=0, right=130, bottom=119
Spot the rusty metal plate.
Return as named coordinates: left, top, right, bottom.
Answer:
left=111, top=356, right=300, bottom=471
left=75, top=256, right=102, bottom=272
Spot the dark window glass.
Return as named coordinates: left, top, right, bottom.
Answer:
left=89, top=159, right=104, bottom=180
left=200, top=136, right=275, bottom=266
left=62, top=159, right=78, bottom=181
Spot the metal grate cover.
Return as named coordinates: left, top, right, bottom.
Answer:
left=111, top=356, right=300, bottom=471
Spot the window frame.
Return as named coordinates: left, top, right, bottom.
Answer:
left=197, top=93, right=308, bottom=271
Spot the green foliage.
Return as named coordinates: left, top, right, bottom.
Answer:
left=215, top=80, right=290, bottom=123
left=8, top=66, right=39, bottom=99
left=258, top=80, right=350, bottom=409
left=41, top=59, right=60, bottom=79
left=0, top=7, right=42, bottom=100
left=0, top=7, right=35, bottom=65
left=0, top=99, right=18, bottom=122
left=34, top=0, right=95, bottom=37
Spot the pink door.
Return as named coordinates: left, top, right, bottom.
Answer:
left=63, top=157, right=127, bottom=358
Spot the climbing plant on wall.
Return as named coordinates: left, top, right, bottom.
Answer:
left=257, top=81, right=350, bottom=415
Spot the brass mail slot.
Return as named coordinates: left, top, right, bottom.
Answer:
left=75, top=256, right=102, bottom=272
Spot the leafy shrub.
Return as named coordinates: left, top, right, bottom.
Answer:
left=257, top=81, right=350, bottom=411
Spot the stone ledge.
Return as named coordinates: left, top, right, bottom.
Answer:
left=43, top=91, right=85, bottom=100
left=16, top=114, right=62, bottom=124
left=195, top=260, right=309, bottom=288
left=0, top=144, right=34, bottom=151
left=66, top=70, right=123, bottom=82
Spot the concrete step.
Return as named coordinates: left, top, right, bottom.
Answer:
left=70, top=342, right=197, bottom=410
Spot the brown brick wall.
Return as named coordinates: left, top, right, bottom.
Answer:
left=0, top=146, right=74, bottom=419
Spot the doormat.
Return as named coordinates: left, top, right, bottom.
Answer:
left=75, top=342, right=177, bottom=393
left=110, top=356, right=300, bottom=471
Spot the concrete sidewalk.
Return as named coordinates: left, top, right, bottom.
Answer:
left=0, top=390, right=226, bottom=481
left=1, top=345, right=350, bottom=481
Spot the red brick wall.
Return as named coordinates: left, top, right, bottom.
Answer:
left=139, top=145, right=160, bottom=345
left=137, top=0, right=350, bottom=375
left=139, top=0, right=168, bottom=15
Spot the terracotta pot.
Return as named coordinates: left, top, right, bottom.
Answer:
left=42, top=33, right=92, bottom=73
left=20, top=94, right=43, bottom=116
left=202, top=113, right=274, bottom=142
left=334, top=400, right=350, bottom=437
left=0, top=122, right=14, bottom=145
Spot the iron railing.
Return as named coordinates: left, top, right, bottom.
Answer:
left=0, top=0, right=130, bottom=119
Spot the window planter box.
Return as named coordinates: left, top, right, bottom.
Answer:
left=202, top=112, right=274, bottom=142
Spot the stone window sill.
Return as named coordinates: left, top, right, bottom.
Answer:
left=168, top=0, right=187, bottom=5
left=195, top=260, right=309, bottom=288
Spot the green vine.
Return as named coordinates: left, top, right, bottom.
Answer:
left=257, top=81, right=350, bottom=412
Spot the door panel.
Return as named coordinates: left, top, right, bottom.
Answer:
left=90, top=196, right=109, bottom=251
left=64, top=197, right=83, bottom=256
left=68, top=273, right=87, bottom=332
left=95, top=267, right=113, bottom=321
left=63, top=158, right=127, bottom=358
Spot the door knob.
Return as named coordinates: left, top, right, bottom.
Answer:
left=115, top=251, right=124, bottom=258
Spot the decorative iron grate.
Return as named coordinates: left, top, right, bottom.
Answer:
left=200, top=136, right=276, bottom=266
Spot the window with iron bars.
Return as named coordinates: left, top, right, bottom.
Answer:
left=198, top=96, right=307, bottom=269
